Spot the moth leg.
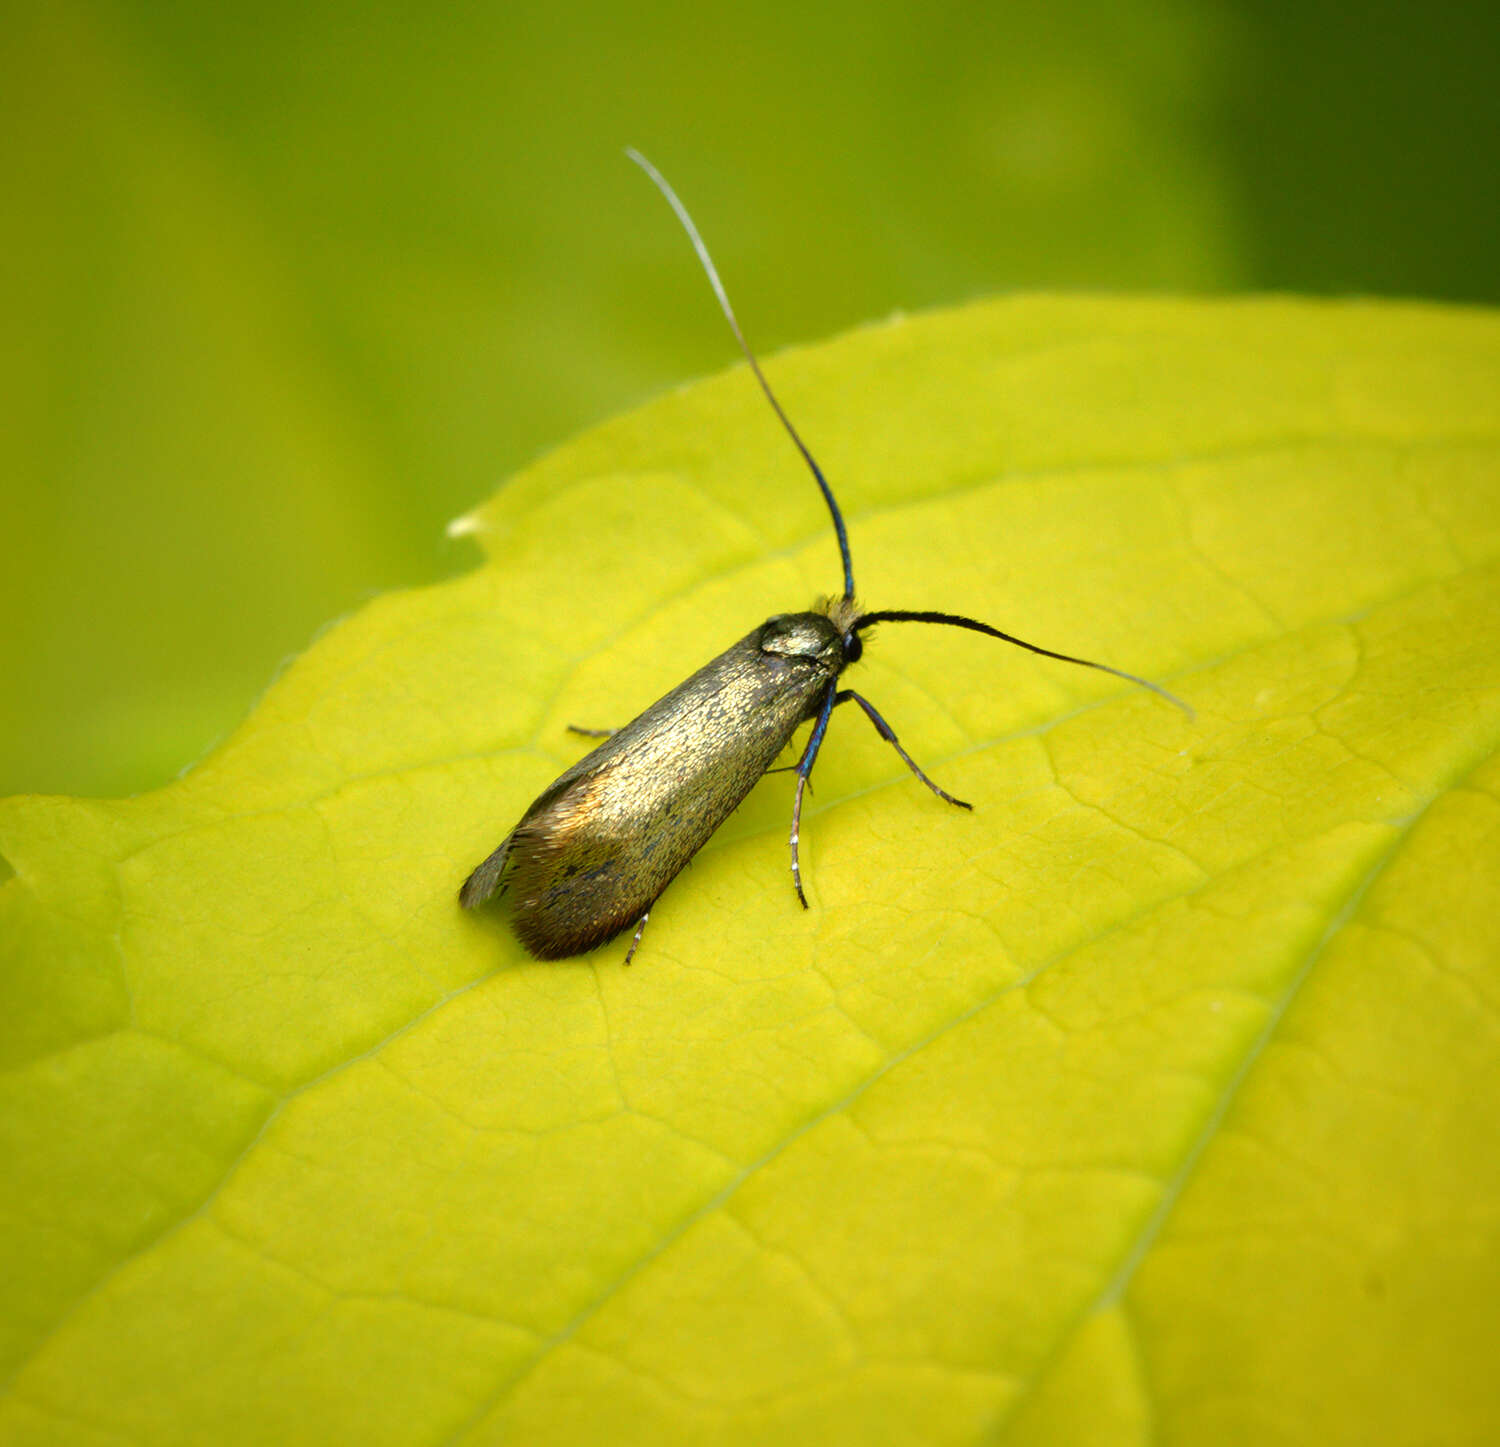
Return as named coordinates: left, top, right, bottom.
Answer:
left=835, top=689, right=973, bottom=811
left=622, top=908, right=651, bottom=966
left=789, top=684, right=839, bottom=908
left=568, top=725, right=616, bottom=738
left=764, top=764, right=812, bottom=791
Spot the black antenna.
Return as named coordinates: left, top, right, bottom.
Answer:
left=856, top=609, right=1195, bottom=717
left=626, top=148, right=856, bottom=602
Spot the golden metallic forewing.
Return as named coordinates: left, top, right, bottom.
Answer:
left=466, top=617, right=843, bottom=959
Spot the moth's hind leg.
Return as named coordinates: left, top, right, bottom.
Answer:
left=621, top=907, right=653, bottom=966
left=568, top=725, right=617, bottom=738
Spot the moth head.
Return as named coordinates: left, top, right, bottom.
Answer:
left=817, top=594, right=865, bottom=665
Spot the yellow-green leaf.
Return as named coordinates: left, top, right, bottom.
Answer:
left=3, top=295, right=1499, bottom=1445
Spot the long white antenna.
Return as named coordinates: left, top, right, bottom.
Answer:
left=626, top=148, right=855, bottom=600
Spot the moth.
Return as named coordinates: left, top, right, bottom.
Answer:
left=460, top=150, right=1190, bottom=962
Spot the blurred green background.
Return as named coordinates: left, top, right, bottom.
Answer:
left=3, top=0, right=1497, bottom=799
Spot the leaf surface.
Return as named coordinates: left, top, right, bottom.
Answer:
left=3, top=296, right=1499, bottom=1445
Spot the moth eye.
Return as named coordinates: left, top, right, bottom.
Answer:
left=843, top=632, right=863, bottom=664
